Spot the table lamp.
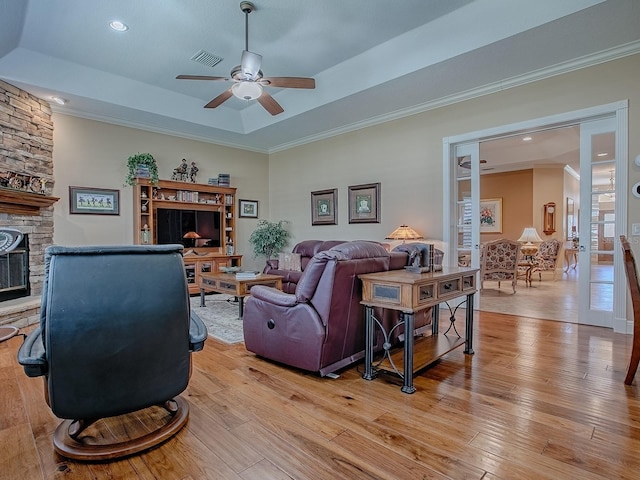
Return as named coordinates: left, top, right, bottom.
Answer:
left=518, top=227, right=543, bottom=257
left=385, top=225, right=424, bottom=244
left=183, top=231, right=201, bottom=247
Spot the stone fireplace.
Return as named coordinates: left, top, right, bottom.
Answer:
left=0, top=80, right=56, bottom=328
left=0, top=234, right=30, bottom=301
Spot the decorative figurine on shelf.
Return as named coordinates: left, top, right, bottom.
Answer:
left=152, top=187, right=158, bottom=199
left=141, top=224, right=150, bottom=244
left=171, top=158, right=189, bottom=181
left=189, top=161, right=199, bottom=183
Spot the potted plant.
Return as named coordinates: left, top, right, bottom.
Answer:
left=125, top=152, right=159, bottom=186
left=248, top=220, right=290, bottom=260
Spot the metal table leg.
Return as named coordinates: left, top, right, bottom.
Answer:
left=401, top=312, right=416, bottom=394
left=464, top=292, right=475, bottom=355
left=363, top=305, right=377, bottom=381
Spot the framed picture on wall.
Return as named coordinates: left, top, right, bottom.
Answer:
left=69, top=186, right=120, bottom=215
left=348, top=182, right=380, bottom=224
left=239, top=199, right=259, bottom=218
left=480, top=198, right=502, bottom=233
left=311, top=188, right=337, bottom=225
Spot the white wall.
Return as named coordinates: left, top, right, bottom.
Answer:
left=49, top=54, right=640, bottom=269
left=268, top=55, right=640, bottom=256
left=52, top=115, right=269, bottom=271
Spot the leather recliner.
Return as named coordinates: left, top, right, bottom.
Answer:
left=243, top=241, right=435, bottom=376
left=263, top=239, right=346, bottom=293
left=17, top=244, right=207, bottom=460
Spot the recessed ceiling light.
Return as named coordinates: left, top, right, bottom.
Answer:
left=50, top=96, right=67, bottom=105
left=597, top=152, right=608, bottom=157
left=522, top=136, right=533, bottom=141
left=109, top=20, right=129, bottom=32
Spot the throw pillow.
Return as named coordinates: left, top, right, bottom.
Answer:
left=279, top=252, right=302, bottom=271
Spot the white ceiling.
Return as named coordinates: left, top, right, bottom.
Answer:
left=0, top=0, right=639, bottom=154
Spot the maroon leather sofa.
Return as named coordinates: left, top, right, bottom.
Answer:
left=263, top=240, right=347, bottom=293
left=243, top=240, right=431, bottom=376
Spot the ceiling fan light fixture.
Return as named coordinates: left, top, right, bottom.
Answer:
left=232, top=81, right=263, bottom=101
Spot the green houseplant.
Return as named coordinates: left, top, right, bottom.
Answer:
left=248, top=220, right=290, bottom=260
left=125, top=152, right=159, bottom=186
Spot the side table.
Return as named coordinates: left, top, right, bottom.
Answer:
left=359, top=267, right=478, bottom=394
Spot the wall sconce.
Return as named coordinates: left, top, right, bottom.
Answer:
left=543, top=202, right=556, bottom=235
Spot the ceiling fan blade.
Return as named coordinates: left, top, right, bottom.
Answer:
left=204, top=89, right=233, bottom=109
left=256, top=92, right=284, bottom=116
left=261, top=77, right=315, bottom=89
left=176, top=75, right=229, bottom=81
left=241, top=50, right=262, bottom=80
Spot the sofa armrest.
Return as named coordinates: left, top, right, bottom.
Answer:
left=17, top=326, right=48, bottom=378
left=250, top=285, right=298, bottom=307
left=189, top=310, right=208, bottom=352
left=264, top=259, right=279, bottom=272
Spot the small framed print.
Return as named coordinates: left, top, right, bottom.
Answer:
left=480, top=198, right=502, bottom=233
left=348, top=182, right=380, bottom=224
left=69, top=186, right=120, bottom=215
left=311, top=188, right=337, bottom=225
left=239, top=199, right=259, bottom=218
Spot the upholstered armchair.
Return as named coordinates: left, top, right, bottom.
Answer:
left=480, top=239, right=522, bottom=293
left=246, top=241, right=405, bottom=375
left=531, top=238, right=562, bottom=281
left=17, top=245, right=207, bottom=460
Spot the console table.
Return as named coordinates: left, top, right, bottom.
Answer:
left=359, top=267, right=478, bottom=393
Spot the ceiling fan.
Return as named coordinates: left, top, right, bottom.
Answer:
left=458, top=156, right=487, bottom=169
left=176, top=1, right=315, bottom=116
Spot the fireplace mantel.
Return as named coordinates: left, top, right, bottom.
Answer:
left=0, top=187, right=59, bottom=215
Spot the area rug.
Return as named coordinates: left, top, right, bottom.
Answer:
left=190, top=294, right=244, bottom=344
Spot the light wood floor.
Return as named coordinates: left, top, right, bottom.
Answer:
left=479, top=268, right=579, bottom=322
left=2, top=310, right=639, bottom=480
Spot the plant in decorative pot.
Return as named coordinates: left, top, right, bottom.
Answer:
left=248, top=220, right=290, bottom=260
left=125, top=152, right=159, bottom=186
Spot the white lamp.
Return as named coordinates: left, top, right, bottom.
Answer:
left=518, top=227, right=543, bottom=256
left=232, top=81, right=263, bottom=101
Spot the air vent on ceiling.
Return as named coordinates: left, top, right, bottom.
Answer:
left=190, top=50, right=223, bottom=68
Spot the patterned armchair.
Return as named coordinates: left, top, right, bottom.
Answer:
left=480, top=239, right=522, bottom=293
left=531, top=238, right=562, bottom=281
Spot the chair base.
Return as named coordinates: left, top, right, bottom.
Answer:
left=0, top=326, right=19, bottom=343
left=52, top=395, right=189, bottom=461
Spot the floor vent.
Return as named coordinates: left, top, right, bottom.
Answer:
left=190, top=50, right=224, bottom=68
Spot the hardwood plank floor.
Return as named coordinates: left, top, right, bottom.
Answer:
left=1, top=309, right=639, bottom=480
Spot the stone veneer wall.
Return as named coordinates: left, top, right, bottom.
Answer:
left=0, top=80, right=55, bottom=327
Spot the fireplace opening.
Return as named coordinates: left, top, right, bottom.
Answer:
left=0, top=234, right=30, bottom=301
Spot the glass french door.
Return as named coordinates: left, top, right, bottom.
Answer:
left=578, top=117, right=617, bottom=327
left=452, top=142, right=480, bottom=272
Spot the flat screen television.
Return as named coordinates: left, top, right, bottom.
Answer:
left=155, top=208, right=221, bottom=248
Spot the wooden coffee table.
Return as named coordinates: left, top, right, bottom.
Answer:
left=199, top=272, right=283, bottom=318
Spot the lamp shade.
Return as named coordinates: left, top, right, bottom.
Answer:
left=231, top=81, right=263, bottom=100
left=517, top=227, right=543, bottom=244
left=182, top=231, right=201, bottom=239
left=385, top=225, right=424, bottom=242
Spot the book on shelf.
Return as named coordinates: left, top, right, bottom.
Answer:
left=235, top=271, right=261, bottom=279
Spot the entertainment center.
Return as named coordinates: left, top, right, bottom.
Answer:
left=133, top=179, right=242, bottom=294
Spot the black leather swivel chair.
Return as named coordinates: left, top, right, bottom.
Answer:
left=17, top=245, right=207, bottom=460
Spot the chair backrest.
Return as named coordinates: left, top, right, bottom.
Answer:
left=536, top=238, right=561, bottom=261
left=480, top=238, right=521, bottom=278
left=621, top=235, right=640, bottom=335
left=41, top=245, right=191, bottom=420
